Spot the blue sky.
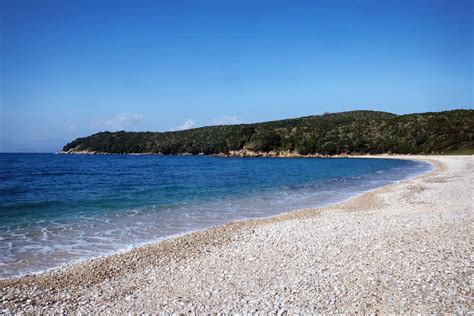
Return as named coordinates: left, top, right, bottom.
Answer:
left=1, top=0, right=473, bottom=152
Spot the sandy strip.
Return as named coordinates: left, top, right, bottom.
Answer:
left=0, top=155, right=472, bottom=313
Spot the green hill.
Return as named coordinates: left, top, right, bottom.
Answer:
left=62, top=109, right=474, bottom=156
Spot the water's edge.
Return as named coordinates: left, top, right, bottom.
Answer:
left=1, top=157, right=434, bottom=281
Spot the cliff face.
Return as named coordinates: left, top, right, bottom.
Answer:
left=63, top=110, right=474, bottom=156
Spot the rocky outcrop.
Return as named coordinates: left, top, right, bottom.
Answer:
left=60, top=148, right=354, bottom=158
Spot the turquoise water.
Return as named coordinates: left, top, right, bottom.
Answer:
left=0, top=154, right=431, bottom=278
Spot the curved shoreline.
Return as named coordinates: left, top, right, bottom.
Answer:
left=0, top=156, right=438, bottom=287
left=1, top=155, right=472, bottom=313
left=0, top=157, right=431, bottom=281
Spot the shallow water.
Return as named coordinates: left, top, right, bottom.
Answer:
left=0, top=154, right=431, bottom=278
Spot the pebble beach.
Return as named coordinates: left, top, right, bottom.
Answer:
left=0, top=155, right=472, bottom=313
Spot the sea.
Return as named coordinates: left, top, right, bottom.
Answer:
left=0, top=153, right=432, bottom=279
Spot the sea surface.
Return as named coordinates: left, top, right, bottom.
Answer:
left=0, top=153, right=431, bottom=279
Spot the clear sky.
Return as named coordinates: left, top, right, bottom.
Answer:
left=1, top=0, right=473, bottom=152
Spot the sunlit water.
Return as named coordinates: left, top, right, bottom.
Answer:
left=0, top=153, right=431, bottom=278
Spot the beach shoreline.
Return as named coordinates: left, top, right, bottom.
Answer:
left=0, top=156, right=431, bottom=281
left=1, top=155, right=472, bottom=313
left=0, top=155, right=429, bottom=280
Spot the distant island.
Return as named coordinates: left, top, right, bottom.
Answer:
left=62, top=110, right=474, bottom=156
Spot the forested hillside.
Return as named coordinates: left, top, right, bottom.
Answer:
left=62, top=110, right=474, bottom=155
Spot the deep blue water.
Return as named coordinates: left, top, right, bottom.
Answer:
left=0, top=153, right=431, bottom=278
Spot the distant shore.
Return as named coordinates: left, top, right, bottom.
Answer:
left=1, top=155, right=472, bottom=313
left=60, top=148, right=353, bottom=157
left=60, top=148, right=426, bottom=158
left=60, top=110, right=474, bottom=157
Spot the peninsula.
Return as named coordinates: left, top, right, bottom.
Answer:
left=62, top=110, right=474, bottom=156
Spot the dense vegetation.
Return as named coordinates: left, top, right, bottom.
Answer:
left=63, top=110, right=474, bottom=155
